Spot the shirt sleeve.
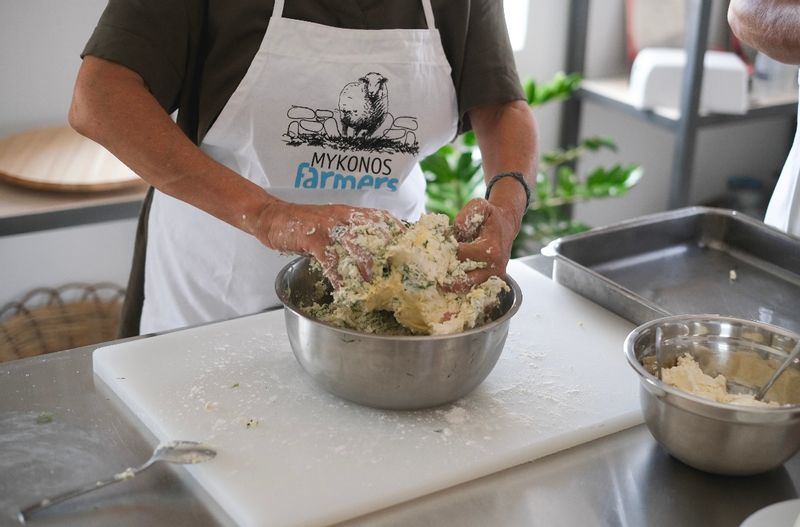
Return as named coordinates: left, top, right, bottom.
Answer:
left=81, top=0, right=203, bottom=114
left=457, top=0, right=525, bottom=131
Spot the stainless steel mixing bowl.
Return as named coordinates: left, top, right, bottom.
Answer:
left=625, top=314, right=800, bottom=475
left=275, top=257, right=522, bottom=410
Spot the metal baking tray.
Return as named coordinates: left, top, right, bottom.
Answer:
left=544, top=207, right=800, bottom=335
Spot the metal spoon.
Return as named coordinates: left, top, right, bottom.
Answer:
left=755, top=340, right=800, bottom=401
left=18, top=440, right=216, bottom=523
left=655, top=326, right=664, bottom=380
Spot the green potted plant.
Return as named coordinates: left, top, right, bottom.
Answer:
left=420, top=72, right=643, bottom=257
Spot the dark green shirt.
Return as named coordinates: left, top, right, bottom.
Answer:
left=83, top=0, right=525, bottom=141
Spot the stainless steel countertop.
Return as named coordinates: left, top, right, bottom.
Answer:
left=1, top=256, right=797, bottom=527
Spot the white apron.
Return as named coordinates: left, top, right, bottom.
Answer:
left=764, top=72, right=800, bottom=237
left=140, top=0, right=459, bottom=334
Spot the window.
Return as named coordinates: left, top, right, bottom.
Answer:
left=504, top=0, right=530, bottom=51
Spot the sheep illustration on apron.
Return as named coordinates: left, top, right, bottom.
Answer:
left=764, top=71, right=800, bottom=237
left=140, top=0, right=459, bottom=333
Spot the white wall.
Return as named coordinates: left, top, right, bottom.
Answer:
left=0, top=0, right=135, bottom=308
left=0, top=220, right=137, bottom=307
left=0, top=0, right=108, bottom=138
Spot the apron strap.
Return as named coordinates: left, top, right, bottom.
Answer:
left=274, top=0, right=435, bottom=29
left=273, top=0, right=286, bottom=18
left=421, top=0, right=436, bottom=29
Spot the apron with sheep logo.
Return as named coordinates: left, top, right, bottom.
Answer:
left=140, top=0, right=459, bottom=333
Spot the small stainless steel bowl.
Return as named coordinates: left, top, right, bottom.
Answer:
left=275, top=256, right=522, bottom=410
left=624, top=314, right=800, bottom=475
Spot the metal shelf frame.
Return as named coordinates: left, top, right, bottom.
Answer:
left=0, top=200, right=143, bottom=237
left=559, top=0, right=797, bottom=209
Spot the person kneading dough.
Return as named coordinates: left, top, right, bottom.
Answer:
left=70, top=0, right=538, bottom=336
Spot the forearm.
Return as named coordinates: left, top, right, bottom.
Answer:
left=69, top=56, right=280, bottom=237
left=469, top=100, right=538, bottom=227
left=729, top=0, right=800, bottom=64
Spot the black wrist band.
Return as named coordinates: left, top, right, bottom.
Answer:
left=484, top=172, right=531, bottom=208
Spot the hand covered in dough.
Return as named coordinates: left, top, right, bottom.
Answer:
left=452, top=198, right=520, bottom=291
left=253, top=202, right=404, bottom=287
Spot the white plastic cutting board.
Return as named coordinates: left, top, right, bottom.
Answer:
left=93, top=261, right=642, bottom=527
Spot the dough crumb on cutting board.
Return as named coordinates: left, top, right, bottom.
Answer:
left=662, top=354, right=780, bottom=407
left=308, top=213, right=508, bottom=335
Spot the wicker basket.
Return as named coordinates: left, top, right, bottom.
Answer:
left=0, top=283, right=125, bottom=363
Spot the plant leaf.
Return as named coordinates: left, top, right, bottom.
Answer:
left=555, top=165, right=578, bottom=198
left=462, top=130, right=477, bottom=147
left=420, top=154, right=454, bottom=183
left=527, top=72, right=582, bottom=106
left=581, top=136, right=617, bottom=152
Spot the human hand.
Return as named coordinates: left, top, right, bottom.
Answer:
left=253, top=202, right=403, bottom=287
left=451, top=198, right=521, bottom=292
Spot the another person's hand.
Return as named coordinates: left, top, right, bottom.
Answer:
left=253, top=202, right=403, bottom=287
left=452, top=197, right=522, bottom=291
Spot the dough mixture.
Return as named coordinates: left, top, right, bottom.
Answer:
left=307, top=213, right=509, bottom=335
left=662, top=354, right=779, bottom=407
